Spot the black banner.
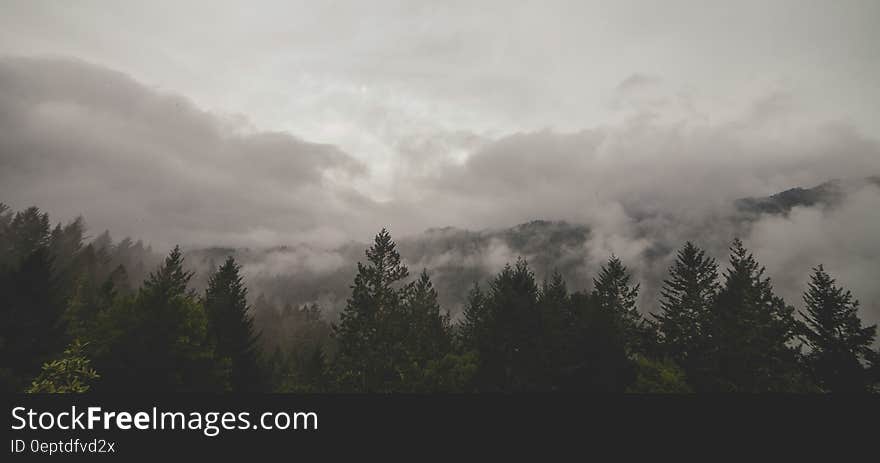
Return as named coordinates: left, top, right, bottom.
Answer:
left=3, top=394, right=878, bottom=459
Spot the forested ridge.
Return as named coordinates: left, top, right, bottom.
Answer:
left=1, top=203, right=878, bottom=393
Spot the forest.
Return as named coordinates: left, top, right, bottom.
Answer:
left=1, top=202, right=878, bottom=393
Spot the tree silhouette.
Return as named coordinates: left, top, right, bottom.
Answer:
left=333, top=229, right=411, bottom=392
left=798, top=265, right=877, bottom=392
left=205, top=256, right=264, bottom=391
left=708, top=239, right=808, bottom=392
left=655, top=242, right=718, bottom=388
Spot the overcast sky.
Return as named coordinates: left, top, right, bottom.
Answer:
left=1, top=0, right=879, bottom=249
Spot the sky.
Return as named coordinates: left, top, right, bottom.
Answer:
left=1, top=0, right=879, bottom=316
left=2, top=1, right=879, bottom=194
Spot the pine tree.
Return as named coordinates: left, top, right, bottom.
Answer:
left=592, top=256, right=646, bottom=354
left=0, top=203, right=12, bottom=270
left=48, top=217, right=86, bottom=298
left=8, top=207, right=51, bottom=263
left=538, top=271, right=571, bottom=386
left=708, top=239, right=807, bottom=392
left=93, top=246, right=229, bottom=391
left=64, top=265, right=120, bottom=342
left=458, top=282, right=487, bottom=351
left=654, top=242, right=718, bottom=386
left=561, top=290, right=635, bottom=391
left=333, top=229, right=410, bottom=392
left=0, top=245, right=66, bottom=391
left=477, top=259, right=543, bottom=391
left=403, top=270, right=452, bottom=366
left=205, top=256, right=264, bottom=391
left=798, top=265, right=877, bottom=392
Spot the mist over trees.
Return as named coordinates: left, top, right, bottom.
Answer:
left=1, top=202, right=877, bottom=393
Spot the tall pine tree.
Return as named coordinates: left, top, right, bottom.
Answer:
left=708, top=239, right=807, bottom=392
left=333, top=229, right=410, bottom=392
left=476, top=259, right=544, bottom=391
left=403, top=270, right=452, bottom=366
left=654, top=242, right=718, bottom=387
left=205, top=256, right=264, bottom=391
left=798, top=265, right=877, bottom=392
left=0, top=206, right=66, bottom=391
left=592, top=256, right=649, bottom=355
left=458, top=282, right=487, bottom=351
left=538, top=271, right=571, bottom=387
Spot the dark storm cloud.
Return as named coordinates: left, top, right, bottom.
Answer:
left=0, top=56, right=376, bottom=248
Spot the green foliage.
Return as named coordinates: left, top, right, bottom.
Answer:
left=418, top=351, right=480, bottom=392
left=3, top=201, right=877, bottom=394
left=626, top=355, right=692, bottom=393
left=27, top=340, right=99, bottom=393
left=87, top=247, right=230, bottom=391
left=253, top=298, right=333, bottom=392
left=274, top=345, right=331, bottom=393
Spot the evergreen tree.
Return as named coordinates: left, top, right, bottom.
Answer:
left=205, top=256, right=264, bottom=391
left=48, top=217, right=86, bottom=298
left=0, top=245, right=66, bottom=391
left=91, top=230, right=113, bottom=256
left=0, top=203, right=12, bottom=270
left=92, top=246, right=228, bottom=391
left=560, top=291, right=635, bottom=391
left=419, top=351, right=479, bottom=392
left=300, top=345, right=329, bottom=391
left=265, top=346, right=289, bottom=391
left=798, top=265, right=877, bottom=392
left=592, top=256, right=649, bottom=354
left=654, top=242, right=718, bottom=386
left=64, top=266, right=121, bottom=342
left=538, top=271, right=571, bottom=386
left=401, top=270, right=452, bottom=373
left=458, top=282, right=487, bottom=351
left=476, top=259, right=544, bottom=391
left=7, top=207, right=51, bottom=263
left=708, top=239, right=807, bottom=392
left=333, top=229, right=410, bottom=392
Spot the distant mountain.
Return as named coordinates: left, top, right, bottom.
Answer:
left=180, top=176, right=879, bottom=320
left=185, top=219, right=595, bottom=319
left=735, top=176, right=879, bottom=216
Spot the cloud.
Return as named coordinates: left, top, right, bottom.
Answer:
left=0, top=56, right=376, bottom=248
left=747, top=183, right=880, bottom=327
left=412, top=114, right=880, bottom=236
left=2, top=56, right=879, bottom=323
